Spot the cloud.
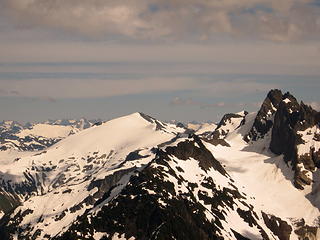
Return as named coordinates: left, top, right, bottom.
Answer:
left=170, top=97, right=199, bottom=106
left=0, top=78, right=194, bottom=99
left=0, top=78, right=278, bottom=100
left=197, top=79, right=279, bottom=96
left=1, top=0, right=320, bottom=42
left=169, top=97, right=228, bottom=108
left=1, top=43, right=320, bottom=77
left=170, top=97, right=264, bottom=110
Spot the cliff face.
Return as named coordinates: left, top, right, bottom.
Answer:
left=269, top=93, right=320, bottom=189
left=244, top=89, right=283, bottom=142
left=244, top=89, right=320, bottom=190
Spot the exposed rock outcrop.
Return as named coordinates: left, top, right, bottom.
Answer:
left=244, top=89, right=283, bottom=142
left=262, top=212, right=292, bottom=240
left=269, top=92, right=320, bottom=189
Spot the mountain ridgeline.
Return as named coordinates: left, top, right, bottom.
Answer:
left=0, top=90, right=319, bottom=240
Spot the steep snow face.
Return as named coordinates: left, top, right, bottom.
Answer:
left=0, top=113, right=185, bottom=239
left=205, top=111, right=320, bottom=237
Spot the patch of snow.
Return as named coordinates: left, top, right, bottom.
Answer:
left=93, top=231, right=107, bottom=239
left=112, top=233, right=135, bottom=240
left=297, top=126, right=320, bottom=155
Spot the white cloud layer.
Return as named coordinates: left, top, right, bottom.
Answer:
left=1, top=0, right=320, bottom=41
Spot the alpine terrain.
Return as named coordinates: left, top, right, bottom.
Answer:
left=0, top=89, right=319, bottom=240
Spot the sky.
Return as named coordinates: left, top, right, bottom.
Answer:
left=0, top=0, right=320, bottom=123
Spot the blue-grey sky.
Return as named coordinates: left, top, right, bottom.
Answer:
left=0, top=0, right=320, bottom=123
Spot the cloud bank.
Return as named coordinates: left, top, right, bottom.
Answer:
left=0, top=78, right=277, bottom=99
left=1, top=0, right=320, bottom=41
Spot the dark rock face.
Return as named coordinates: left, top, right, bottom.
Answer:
left=245, top=89, right=320, bottom=190
left=88, top=168, right=136, bottom=199
left=125, top=150, right=150, bottom=162
left=269, top=97, right=300, bottom=159
left=293, top=219, right=319, bottom=240
left=269, top=92, right=320, bottom=189
left=0, top=171, right=40, bottom=215
left=201, top=138, right=231, bottom=147
left=262, top=212, right=292, bottom=240
left=244, top=89, right=283, bottom=142
left=0, top=192, right=20, bottom=216
left=164, top=135, right=227, bottom=175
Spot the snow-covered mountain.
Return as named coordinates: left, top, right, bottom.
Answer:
left=0, top=119, right=99, bottom=151
left=0, top=90, right=319, bottom=240
left=187, top=122, right=217, bottom=135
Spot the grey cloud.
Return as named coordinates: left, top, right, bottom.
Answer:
left=170, top=97, right=252, bottom=110
left=170, top=97, right=199, bottom=106
left=1, top=0, right=320, bottom=42
left=0, top=78, right=193, bottom=99
left=0, top=78, right=278, bottom=99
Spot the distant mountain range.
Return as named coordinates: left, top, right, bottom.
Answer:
left=0, top=118, right=101, bottom=151
left=0, top=89, right=319, bottom=240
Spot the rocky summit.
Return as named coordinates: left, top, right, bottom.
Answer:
left=0, top=90, right=320, bottom=240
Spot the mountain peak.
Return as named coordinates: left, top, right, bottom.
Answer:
left=244, top=89, right=283, bottom=142
left=267, top=89, right=283, bottom=107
